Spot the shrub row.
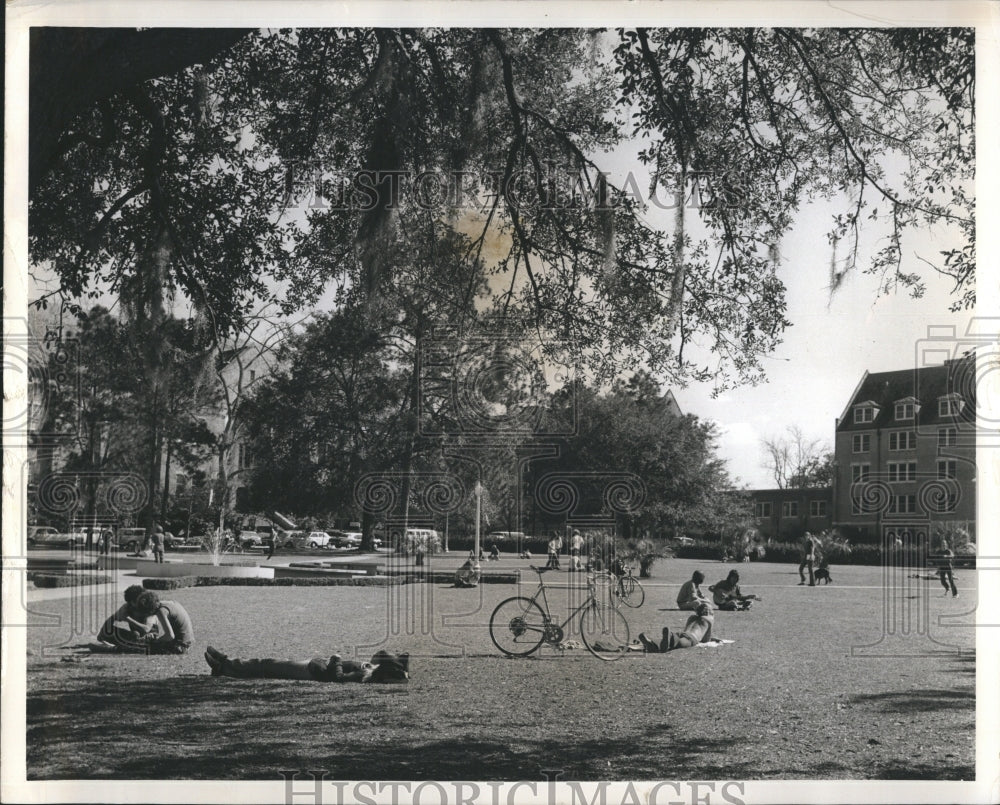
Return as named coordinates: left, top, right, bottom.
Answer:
left=141, top=571, right=520, bottom=590
left=672, top=540, right=936, bottom=567
left=141, top=575, right=410, bottom=590
left=30, top=573, right=113, bottom=588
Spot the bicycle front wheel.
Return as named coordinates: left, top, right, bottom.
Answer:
left=618, top=576, right=645, bottom=608
left=490, top=597, right=547, bottom=657
left=579, top=603, right=630, bottom=661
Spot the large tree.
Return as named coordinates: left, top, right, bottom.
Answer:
left=29, top=27, right=974, bottom=390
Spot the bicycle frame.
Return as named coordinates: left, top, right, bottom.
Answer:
left=521, top=569, right=600, bottom=639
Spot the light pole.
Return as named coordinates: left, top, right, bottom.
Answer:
left=474, top=481, right=483, bottom=575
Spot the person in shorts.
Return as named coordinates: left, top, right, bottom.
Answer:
left=151, top=526, right=165, bottom=563
left=204, top=646, right=409, bottom=683
left=570, top=530, right=584, bottom=570
left=638, top=602, right=721, bottom=651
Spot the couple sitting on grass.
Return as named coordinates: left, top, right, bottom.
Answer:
left=96, top=585, right=194, bottom=654
left=677, top=570, right=759, bottom=612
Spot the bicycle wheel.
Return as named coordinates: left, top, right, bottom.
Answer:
left=579, top=602, right=630, bottom=661
left=618, top=576, right=645, bottom=608
left=489, top=597, right=547, bottom=657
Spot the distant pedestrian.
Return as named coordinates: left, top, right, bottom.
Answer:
left=546, top=536, right=562, bottom=570
left=265, top=534, right=276, bottom=560
left=99, top=527, right=114, bottom=555
left=938, top=540, right=958, bottom=597
left=570, top=530, right=584, bottom=570
left=151, top=527, right=165, bottom=564
left=799, top=531, right=817, bottom=586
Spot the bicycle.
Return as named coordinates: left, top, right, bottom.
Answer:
left=607, top=564, right=645, bottom=608
left=489, top=566, right=631, bottom=661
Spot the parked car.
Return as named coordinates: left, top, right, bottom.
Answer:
left=340, top=531, right=363, bottom=548
left=282, top=530, right=332, bottom=550
left=238, top=531, right=265, bottom=549
left=26, top=526, right=77, bottom=548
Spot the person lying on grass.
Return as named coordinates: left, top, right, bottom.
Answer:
left=637, top=603, right=723, bottom=652
left=203, top=646, right=410, bottom=683
left=96, top=584, right=157, bottom=649
left=708, top=570, right=760, bottom=611
left=90, top=591, right=194, bottom=655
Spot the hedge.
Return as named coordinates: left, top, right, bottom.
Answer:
left=31, top=573, right=113, bottom=588
left=141, top=571, right=523, bottom=590
left=672, top=540, right=933, bottom=567
left=141, top=575, right=409, bottom=590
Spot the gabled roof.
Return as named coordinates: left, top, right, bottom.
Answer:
left=836, top=355, right=975, bottom=433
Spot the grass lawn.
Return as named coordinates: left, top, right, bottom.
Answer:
left=24, top=558, right=975, bottom=781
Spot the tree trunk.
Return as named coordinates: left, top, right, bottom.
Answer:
left=160, top=438, right=173, bottom=522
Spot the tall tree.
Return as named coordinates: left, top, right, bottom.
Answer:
left=29, top=28, right=974, bottom=391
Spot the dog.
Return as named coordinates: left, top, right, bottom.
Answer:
left=814, top=566, right=832, bottom=585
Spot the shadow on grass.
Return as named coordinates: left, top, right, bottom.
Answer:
left=27, top=674, right=755, bottom=780
left=849, top=687, right=974, bottom=714
left=873, top=758, right=974, bottom=780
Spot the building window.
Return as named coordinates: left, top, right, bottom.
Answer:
left=851, top=463, right=870, bottom=483
left=888, top=431, right=916, bottom=451
left=887, top=461, right=916, bottom=482
left=754, top=501, right=772, bottom=518
left=937, top=459, right=957, bottom=480
left=889, top=494, right=916, bottom=514
left=782, top=501, right=799, bottom=518
left=939, top=397, right=963, bottom=417
left=938, top=427, right=958, bottom=448
left=852, top=434, right=871, bottom=453
left=809, top=500, right=827, bottom=517
left=934, top=493, right=958, bottom=513
left=894, top=402, right=915, bottom=420
left=249, top=369, right=257, bottom=383
left=854, top=406, right=874, bottom=424
left=237, top=443, right=254, bottom=470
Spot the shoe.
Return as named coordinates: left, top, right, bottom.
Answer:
left=637, top=633, right=658, bottom=653
left=798, top=581, right=805, bottom=585
left=205, top=645, right=228, bottom=661
left=204, top=650, right=224, bottom=676
left=953, top=592, right=959, bottom=598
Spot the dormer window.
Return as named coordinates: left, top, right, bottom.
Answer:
left=938, top=394, right=964, bottom=417
left=894, top=397, right=918, bottom=421
left=853, top=401, right=877, bottom=424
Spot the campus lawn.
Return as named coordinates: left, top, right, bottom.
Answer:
left=24, top=559, right=975, bottom=781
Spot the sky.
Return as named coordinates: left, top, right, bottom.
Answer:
left=670, top=200, right=972, bottom=489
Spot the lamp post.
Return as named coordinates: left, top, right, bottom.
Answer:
left=474, top=481, right=483, bottom=574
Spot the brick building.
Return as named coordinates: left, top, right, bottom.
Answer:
left=749, top=487, right=832, bottom=541
left=831, top=353, right=976, bottom=544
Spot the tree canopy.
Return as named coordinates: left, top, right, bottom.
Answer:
left=29, top=26, right=974, bottom=390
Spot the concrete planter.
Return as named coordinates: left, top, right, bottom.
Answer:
left=134, top=559, right=274, bottom=579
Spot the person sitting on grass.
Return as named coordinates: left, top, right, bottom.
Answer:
left=204, top=646, right=409, bottom=683
left=96, top=584, right=156, bottom=649
left=676, top=570, right=709, bottom=610
left=637, top=602, right=722, bottom=652
left=709, top=570, right=759, bottom=611
left=488, top=543, right=500, bottom=561
left=91, top=591, right=194, bottom=654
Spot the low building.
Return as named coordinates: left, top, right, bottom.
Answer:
left=749, top=487, right=833, bottom=541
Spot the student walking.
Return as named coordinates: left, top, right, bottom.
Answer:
left=938, top=540, right=959, bottom=597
